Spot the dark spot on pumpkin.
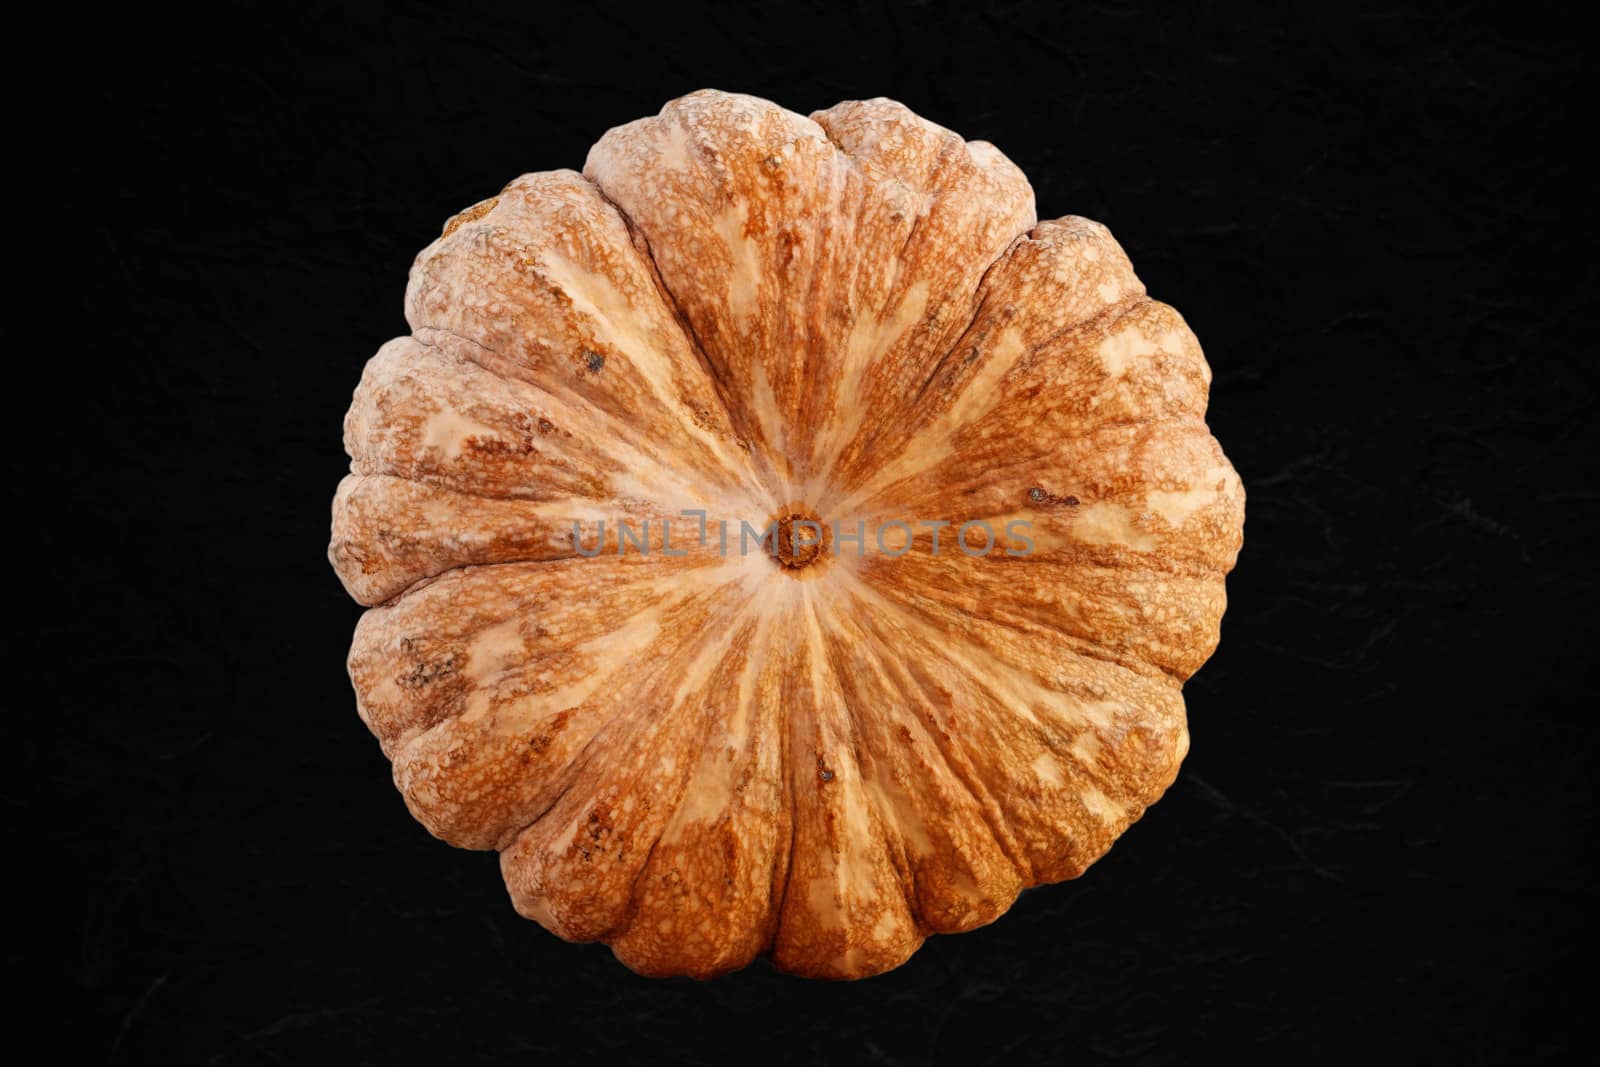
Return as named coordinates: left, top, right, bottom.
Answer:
left=762, top=154, right=783, bottom=168
left=338, top=543, right=376, bottom=574
left=537, top=417, right=555, bottom=434
left=1029, top=486, right=1081, bottom=507
left=527, top=708, right=573, bottom=752
left=585, top=350, right=605, bottom=374
left=777, top=227, right=801, bottom=265
left=577, top=806, right=616, bottom=860
left=399, top=653, right=459, bottom=690
left=468, top=435, right=536, bottom=456
left=817, top=755, right=835, bottom=783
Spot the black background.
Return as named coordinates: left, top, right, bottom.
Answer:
left=18, top=2, right=1593, bottom=1063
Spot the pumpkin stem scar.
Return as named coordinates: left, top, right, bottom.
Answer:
left=769, top=507, right=827, bottom=570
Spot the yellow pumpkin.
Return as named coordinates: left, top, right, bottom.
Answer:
left=329, top=89, right=1245, bottom=979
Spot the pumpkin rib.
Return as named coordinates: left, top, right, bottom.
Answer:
left=836, top=597, right=1033, bottom=917
left=604, top=607, right=780, bottom=959
left=824, top=215, right=1193, bottom=508
left=800, top=106, right=1036, bottom=502
left=837, top=411, right=1188, bottom=524
left=769, top=590, right=925, bottom=976
left=405, top=317, right=760, bottom=509
left=765, top=595, right=811, bottom=968
left=881, top=572, right=1190, bottom=685
left=769, top=638, right=804, bottom=968
left=864, top=543, right=1232, bottom=685
left=336, top=481, right=728, bottom=611
left=787, top=591, right=902, bottom=953
left=402, top=173, right=768, bottom=505
left=396, top=330, right=737, bottom=508
left=889, top=635, right=1130, bottom=889
left=812, top=588, right=985, bottom=940
left=366, top=327, right=763, bottom=534
left=827, top=256, right=1163, bottom=516
left=585, top=91, right=1037, bottom=510
left=332, top=473, right=653, bottom=606
left=840, top=570, right=1042, bottom=868
left=815, top=114, right=966, bottom=412
left=496, top=572, right=771, bottom=931
left=578, top=176, right=787, bottom=504
left=900, top=230, right=1032, bottom=416
left=805, top=230, right=1027, bottom=510
left=837, top=567, right=1180, bottom=881
left=597, top=622, right=742, bottom=951
left=361, top=556, right=736, bottom=838
left=608, top=608, right=794, bottom=977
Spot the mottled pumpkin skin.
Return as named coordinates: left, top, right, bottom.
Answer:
left=329, top=90, right=1245, bottom=979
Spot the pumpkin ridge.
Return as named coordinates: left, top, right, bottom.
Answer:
left=825, top=594, right=1030, bottom=918
left=496, top=572, right=772, bottom=930
left=333, top=467, right=738, bottom=608
left=805, top=120, right=966, bottom=489
left=819, top=217, right=1170, bottom=509
left=765, top=593, right=816, bottom=967
left=822, top=278, right=1113, bottom=514
left=805, top=590, right=911, bottom=911
left=886, top=635, right=1080, bottom=890
left=766, top=588, right=813, bottom=962
left=831, top=568, right=1171, bottom=874
left=601, top=622, right=754, bottom=954
left=585, top=92, right=1037, bottom=517
left=805, top=224, right=1029, bottom=509
left=403, top=175, right=769, bottom=506
left=901, top=230, right=1032, bottom=416
left=796, top=99, right=1037, bottom=503
left=868, top=562, right=1190, bottom=684
left=360, top=555, right=749, bottom=809
left=393, top=325, right=767, bottom=506
left=865, top=628, right=1036, bottom=908
left=363, top=547, right=594, bottom=611
left=384, top=572, right=723, bottom=764
left=407, top=316, right=760, bottom=508
left=579, top=175, right=787, bottom=506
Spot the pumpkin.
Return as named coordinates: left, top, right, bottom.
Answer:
left=329, top=89, right=1245, bottom=980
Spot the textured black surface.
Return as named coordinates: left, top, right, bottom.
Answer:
left=17, top=2, right=1594, bottom=1063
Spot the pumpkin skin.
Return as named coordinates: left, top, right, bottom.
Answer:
left=329, top=89, right=1244, bottom=980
